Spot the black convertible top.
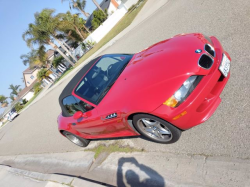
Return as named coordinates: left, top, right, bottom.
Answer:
left=59, top=56, right=100, bottom=116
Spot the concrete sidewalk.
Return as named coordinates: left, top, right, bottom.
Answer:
left=0, top=151, right=249, bottom=187
left=0, top=165, right=107, bottom=187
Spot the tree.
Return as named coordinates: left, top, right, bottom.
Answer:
left=9, top=84, right=21, bottom=96
left=57, top=11, right=90, bottom=43
left=52, top=56, right=64, bottom=68
left=20, top=46, right=48, bottom=68
left=92, top=0, right=105, bottom=14
left=23, top=9, right=76, bottom=66
left=37, top=68, right=52, bottom=81
left=91, top=9, right=108, bottom=30
left=9, top=95, right=16, bottom=102
left=62, top=0, right=90, bottom=18
left=0, top=95, right=8, bottom=108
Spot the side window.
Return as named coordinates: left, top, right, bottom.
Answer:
left=62, top=95, right=94, bottom=116
left=74, top=97, right=94, bottom=112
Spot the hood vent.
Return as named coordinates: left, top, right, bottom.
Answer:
left=205, top=44, right=215, bottom=57
left=199, top=54, right=213, bottom=69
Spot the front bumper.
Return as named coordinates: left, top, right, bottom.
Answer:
left=152, top=36, right=230, bottom=130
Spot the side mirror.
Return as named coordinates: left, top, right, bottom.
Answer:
left=73, top=111, right=83, bottom=119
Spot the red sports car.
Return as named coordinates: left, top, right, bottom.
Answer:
left=58, top=33, right=230, bottom=147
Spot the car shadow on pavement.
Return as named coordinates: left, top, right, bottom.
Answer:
left=117, top=157, right=165, bottom=187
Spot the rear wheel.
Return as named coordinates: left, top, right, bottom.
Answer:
left=133, top=114, right=181, bottom=144
left=62, top=131, right=90, bottom=147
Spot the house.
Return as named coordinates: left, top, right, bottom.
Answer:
left=23, top=67, right=39, bottom=87
left=17, top=80, right=38, bottom=101
left=85, top=0, right=120, bottom=29
left=46, top=49, right=55, bottom=63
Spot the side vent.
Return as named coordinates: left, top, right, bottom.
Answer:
left=106, top=113, right=117, bottom=119
left=205, top=44, right=215, bottom=57
left=199, top=54, right=214, bottom=69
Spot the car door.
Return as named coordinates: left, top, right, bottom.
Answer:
left=62, top=95, right=101, bottom=136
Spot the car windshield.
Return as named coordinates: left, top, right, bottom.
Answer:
left=74, top=54, right=133, bottom=105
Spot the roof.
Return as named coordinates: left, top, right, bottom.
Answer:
left=59, top=56, right=100, bottom=117
left=17, top=80, right=37, bottom=99
left=85, top=0, right=112, bottom=29
left=46, top=49, right=55, bottom=59
left=23, top=67, right=38, bottom=74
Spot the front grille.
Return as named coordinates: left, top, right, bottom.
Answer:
left=205, top=44, right=215, bottom=57
left=199, top=54, right=213, bottom=69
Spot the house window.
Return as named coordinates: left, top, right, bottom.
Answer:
left=30, top=75, right=34, bottom=79
left=27, top=81, right=30, bottom=85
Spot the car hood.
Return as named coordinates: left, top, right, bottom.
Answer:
left=99, top=33, right=212, bottom=112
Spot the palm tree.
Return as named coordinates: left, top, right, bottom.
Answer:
left=92, top=0, right=105, bottom=14
left=62, top=0, right=90, bottom=18
left=57, top=11, right=90, bottom=41
left=9, top=84, right=21, bottom=96
left=37, top=68, right=52, bottom=81
left=23, top=9, right=76, bottom=66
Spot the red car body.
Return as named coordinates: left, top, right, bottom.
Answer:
left=58, top=33, right=230, bottom=142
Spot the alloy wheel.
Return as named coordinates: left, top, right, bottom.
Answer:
left=65, top=133, right=84, bottom=147
left=137, top=118, right=172, bottom=142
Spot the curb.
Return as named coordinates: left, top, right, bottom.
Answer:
left=0, top=151, right=249, bottom=187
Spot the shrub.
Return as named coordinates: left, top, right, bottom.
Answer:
left=91, top=9, right=108, bottom=30
left=22, top=99, right=28, bottom=105
left=14, top=103, right=23, bottom=112
left=33, top=82, right=42, bottom=94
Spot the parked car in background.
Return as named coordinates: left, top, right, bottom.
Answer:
left=57, top=64, right=67, bottom=73
left=7, top=109, right=18, bottom=122
left=57, top=33, right=231, bottom=147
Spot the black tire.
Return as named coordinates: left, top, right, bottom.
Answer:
left=62, top=131, right=90, bottom=147
left=133, top=114, right=181, bottom=144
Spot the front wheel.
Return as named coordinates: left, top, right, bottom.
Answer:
left=133, top=114, right=181, bottom=144
left=63, top=131, right=90, bottom=147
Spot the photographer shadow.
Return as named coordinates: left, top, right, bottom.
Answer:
left=117, top=157, right=165, bottom=187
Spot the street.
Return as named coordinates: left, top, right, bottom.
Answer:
left=0, top=0, right=250, bottom=161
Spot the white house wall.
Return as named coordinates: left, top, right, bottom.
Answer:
left=122, top=0, right=139, bottom=9
left=84, top=5, right=128, bottom=43
left=108, top=3, right=118, bottom=15
left=23, top=92, right=34, bottom=101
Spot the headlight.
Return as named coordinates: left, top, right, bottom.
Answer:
left=163, top=76, right=203, bottom=107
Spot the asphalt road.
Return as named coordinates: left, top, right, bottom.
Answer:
left=0, top=0, right=250, bottom=159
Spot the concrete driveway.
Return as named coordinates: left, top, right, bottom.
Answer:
left=0, top=0, right=249, bottom=161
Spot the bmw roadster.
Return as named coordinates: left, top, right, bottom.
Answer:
left=58, top=33, right=230, bottom=147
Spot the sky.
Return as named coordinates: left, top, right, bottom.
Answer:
left=0, top=0, right=102, bottom=113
